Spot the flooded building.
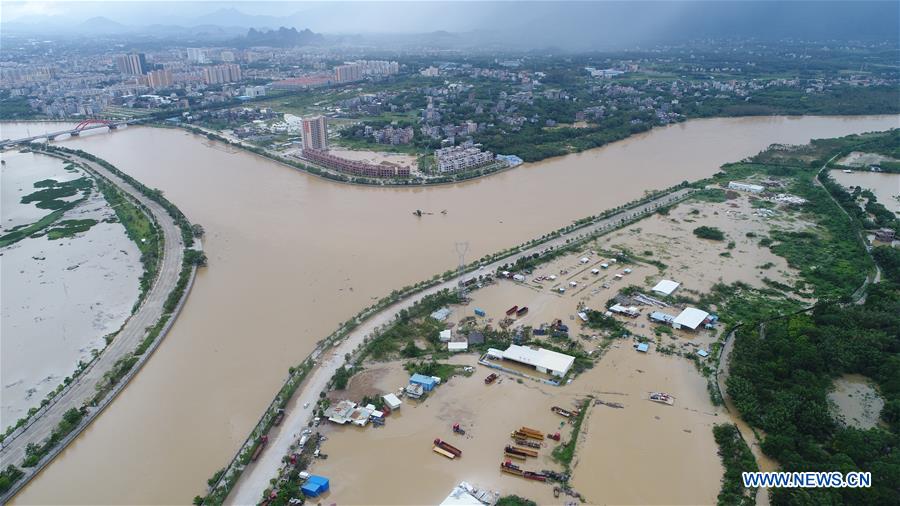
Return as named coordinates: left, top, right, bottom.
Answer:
left=651, top=279, right=680, bottom=296
left=672, top=307, right=710, bottom=331
left=488, top=344, right=575, bottom=377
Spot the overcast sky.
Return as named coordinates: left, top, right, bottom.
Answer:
left=2, top=1, right=898, bottom=48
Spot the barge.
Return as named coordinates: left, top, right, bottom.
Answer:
left=433, top=446, right=456, bottom=459
left=433, top=438, right=463, bottom=457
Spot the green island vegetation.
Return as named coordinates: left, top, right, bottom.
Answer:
left=551, top=398, right=591, bottom=472
left=693, top=225, right=726, bottom=241
left=712, top=424, right=759, bottom=506
left=496, top=495, right=538, bottom=506
left=0, top=172, right=93, bottom=247
left=44, top=219, right=98, bottom=240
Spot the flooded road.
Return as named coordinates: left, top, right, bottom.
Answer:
left=5, top=114, right=898, bottom=504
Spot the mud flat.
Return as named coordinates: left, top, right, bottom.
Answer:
left=828, top=374, right=885, bottom=430
left=1, top=150, right=141, bottom=426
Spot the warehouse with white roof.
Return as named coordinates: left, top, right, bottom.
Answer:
left=488, top=344, right=575, bottom=377
left=673, top=307, right=710, bottom=331
left=652, top=279, right=680, bottom=296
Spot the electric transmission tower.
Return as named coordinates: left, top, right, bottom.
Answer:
left=455, top=241, right=469, bottom=299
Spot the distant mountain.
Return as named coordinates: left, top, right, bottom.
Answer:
left=189, top=8, right=283, bottom=29
left=76, top=16, right=130, bottom=34
left=236, top=27, right=325, bottom=48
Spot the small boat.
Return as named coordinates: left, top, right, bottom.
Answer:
left=504, top=452, right=526, bottom=461
left=551, top=406, right=574, bottom=418
left=516, top=306, right=529, bottom=316
left=505, top=305, right=519, bottom=316
left=648, top=392, right=675, bottom=405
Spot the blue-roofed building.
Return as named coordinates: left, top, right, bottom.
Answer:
left=636, top=342, right=649, bottom=353
left=649, top=311, right=675, bottom=325
left=301, top=475, right=330, bottom=496
left=410, top=373, right=437, bottom=391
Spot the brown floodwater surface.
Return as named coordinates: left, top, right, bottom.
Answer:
left=6, top=115, right=898, bottom=505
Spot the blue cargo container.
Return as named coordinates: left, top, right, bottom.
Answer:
left=410, top=373, right=437, bottom=391
left=301, top=475, right=330, bottom=497
left=474, top=308, right=486, bottom=317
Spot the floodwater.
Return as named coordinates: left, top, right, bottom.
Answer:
left=828, top=374, right=885, bottom=430
left=830, top=170, right=900, bottom=213
left=5, top=114, right=899, bottom=504
left=1, top=150, right=141, bottom=427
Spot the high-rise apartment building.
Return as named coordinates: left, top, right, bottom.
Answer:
left=334, top=64, right=362, bottom=83
left=301, top=116, right=328, bottom=151
left=115, top=53, right=148, bottom=76
left=202, top=64, right=242, bottom=85
left=186, top=48, right=208, bottom=64
left=147, top=69, right=173, bottom=89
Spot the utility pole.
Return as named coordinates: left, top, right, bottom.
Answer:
left=455, top=241, right=469, bottom=299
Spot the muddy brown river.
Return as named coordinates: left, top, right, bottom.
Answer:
left=4, top=115, right=898, bottom=505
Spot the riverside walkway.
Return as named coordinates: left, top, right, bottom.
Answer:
left=0, top=151, right=190, bottom=501
left=225, top=187, right=694, bottom=504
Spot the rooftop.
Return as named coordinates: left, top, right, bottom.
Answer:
left=652, top=279, right=680, bottom=296
left=502, top=344, right=575, bottom=375
left=673, top=307, right=710, bottom=330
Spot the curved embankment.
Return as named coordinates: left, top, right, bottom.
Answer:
left=0, top=150, right=199, bottom=502
left=222, top=187, right=694, bottom=505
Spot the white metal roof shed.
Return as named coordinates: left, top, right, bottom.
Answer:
left=673, top=307, right=710, bottom=330
left=382, top=393, right=402, bottom=410
left=652, top=279, right=681, bottom=296
left=502, top=344, right=575, bottom=377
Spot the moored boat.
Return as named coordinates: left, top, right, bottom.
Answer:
left=648, top=392, right=675, bottom=405
left=551, top=406, right=574, bottom=418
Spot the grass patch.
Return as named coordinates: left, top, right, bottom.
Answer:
left=694, top=225, right=726, bottom=241
left=551, top=398, right=590, bottom=471
left=713, top=424, right=758, bottom=506
left=45, top=219, right=98, bottom=240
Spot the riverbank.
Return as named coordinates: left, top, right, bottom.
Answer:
left=175, top=115, right=900, bottom=188
left=0, top=148, right=200, bottom=502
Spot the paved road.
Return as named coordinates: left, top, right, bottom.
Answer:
left=0, top=152, right=185, bottom=487
left=225, top=188, right=693, bottom=505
